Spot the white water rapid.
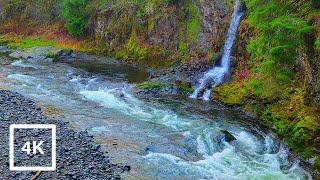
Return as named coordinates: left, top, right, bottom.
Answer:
left=190, top=0, right=244, bottom=101
left=0, top=54, right=311, bottom=179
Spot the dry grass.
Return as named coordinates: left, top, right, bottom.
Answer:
left=0, top=21, right=95, bottom=51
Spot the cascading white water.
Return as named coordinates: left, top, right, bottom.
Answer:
left=190, top=0, right=244, bottom=101
left=1, top=56, right=311, bottom=179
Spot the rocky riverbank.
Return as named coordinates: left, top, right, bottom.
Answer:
left=0, top=43, right=318, bottom=178
left=0, top=90, right=130, bottom=179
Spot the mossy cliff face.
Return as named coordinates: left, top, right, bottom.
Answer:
left=306, top=16, right=320, bottom=112
left=92, top=0, right=232, bottom=66
left=1, top=0, right=320, bottom=174
left=0, top=0, right=59, bottom=25
left=0, top=0, right=232, bottom=67
left=216, top=1, right=320, bottom=173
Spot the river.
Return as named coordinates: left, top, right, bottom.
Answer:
left=0, top=55, right=312, bottom=179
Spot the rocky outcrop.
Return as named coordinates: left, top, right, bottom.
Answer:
left=0, top=0, right=8, bottom=22
left=94, top=0, right=232, bottom=63
left=0, top=0, right=234, bottom=66
left=216, top=12, right=320, bottom=174
left=230, top=20, right=252, bottom=81
left=306, top=16, right=320, bottom=111
left=196, top=0, right=229, bottom=53
left=311, top=55, right=320, bottom=111
left=9, top=46, right=63, bottom=64
left=305, top=41, right=320, bottom=112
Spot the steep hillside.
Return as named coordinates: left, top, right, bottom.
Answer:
left=0, top=0, right=319, bottom=174
left=216, top=0, right=320, bottom=171
left=0, top=0, right=233, bottom=67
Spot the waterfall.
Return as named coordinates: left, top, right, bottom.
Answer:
left=190, top=0, right=243, bottom=101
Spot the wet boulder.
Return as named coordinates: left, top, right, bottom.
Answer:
left=220, top=130, right=236, bottom=143
left=112, top=89, right=125, bottom=99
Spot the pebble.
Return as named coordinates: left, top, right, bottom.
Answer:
left=0, top=90, right=129, bottom=179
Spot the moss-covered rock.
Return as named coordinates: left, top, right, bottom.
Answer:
left=215, top=81, right=247, bottom=104
left=93, top=0, right=232, bottom=66
left=137, top=81, right=164, bottom=90
left=177, top=81, right=193, bottom=94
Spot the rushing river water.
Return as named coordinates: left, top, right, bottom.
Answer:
left=0, top=57, right=312, bottom=179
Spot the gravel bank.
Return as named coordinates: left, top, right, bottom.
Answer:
left=0, top=90, right=130, bottom=179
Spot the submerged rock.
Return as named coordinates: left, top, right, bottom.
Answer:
left=113, top=88, right=126, bottom=98
left=220, top=130, right=236, bottom=142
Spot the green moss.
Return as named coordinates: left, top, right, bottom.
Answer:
left=261, top=89, right=319, bottom=161
left=315, top=158, right=320, bottom=170
left=62, top=48, right=73, bottom=55
left=246, top=0, right=312, bottom=88
left=7, top=38, right=54, bottom=50
left=145, top=46, right=176, bottom=68
left=147, top=16, right=155, bottom=33
left=225, top=0, right=234, bottom=10
left=274, top=120, right=290, bottom=136
left=161, top=0, right=170, bottom=5
left=299, top=147, right=318, bottom=159
left=137, top=81, right=164, bottom=90
left=246, top=78, right=265, bottom=97
left=0, top=36, right=8, bottom=45
left=173, top=0, right=201, bottom=62
left=178, top=41, right=188, bottom=57
left=216, top=1, right=320, bottom=172
left=124, top=30, right=148, bottom=61
left=179, top=0, right=200, bottom=43
left=315, top=38, right=320, bottom=49
left=218, top=77, right=320, bottom=171
left=177, top=81, right=193, bottom=94
left=215, top=81, right=247, bottom=104
left=46, top=52, right=56, bottom=58
left=185, top=1, right=200, bottom=41
left=161, top=0, right=179, bottom=5
left=294, top=116, right=319, bottom=133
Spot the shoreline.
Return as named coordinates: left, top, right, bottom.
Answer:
left=135, top=88, right=318, bottom=179
left=0, top=89, right=130, bottom=179
left=0, top=44, right=319, bottom=178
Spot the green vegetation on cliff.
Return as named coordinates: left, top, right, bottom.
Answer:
left=216, top=0, right=320, bottom=171
left=7, top=37, right=54, bottom=49
left=0, top=0, right=231, bottom=67
left=137, top=81, right=164, bottom=90
left=60, top=0, right=95, bottom=37
left=1, top=0, right=319, bottom=173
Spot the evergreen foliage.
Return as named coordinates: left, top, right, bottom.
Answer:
left=243, top=0, right=313, bottom=100
left=216, top=1, right=320, bottom=169
left=60, top=0, right=94, bottom=37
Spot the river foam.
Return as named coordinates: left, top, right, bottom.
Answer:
left=2, top=59, right=312, bottom=179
